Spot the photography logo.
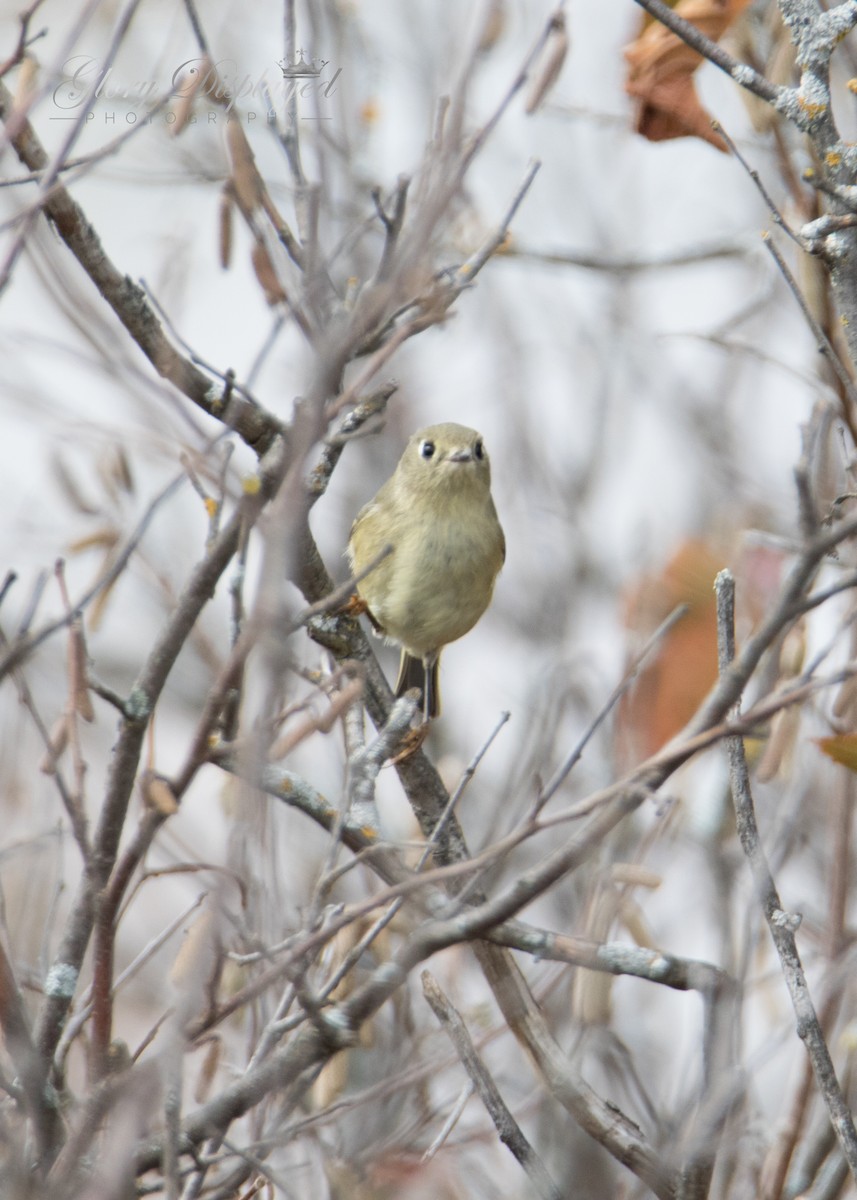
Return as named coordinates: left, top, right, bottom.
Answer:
left=278, top=49, right=327, bottom=78
left=50, top=52, right=341, bottom=125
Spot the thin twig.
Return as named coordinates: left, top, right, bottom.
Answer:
left=763, top=233, right=857, bottom=434
left=715, top=568, right=857, bottom=1183
left=0, top=472, right=186, bottom=682
left=631, top=0, right=785, bottom=108
left=535, top=602, right=689, bottom=812
left=422, top=971, right=563, bottom=1200
left=712, top=120, right=804, bottom=247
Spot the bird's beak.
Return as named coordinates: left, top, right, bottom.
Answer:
left=447, top=449, right=473, bottom=463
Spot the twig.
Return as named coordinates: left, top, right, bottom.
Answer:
left=0, top=472, right=186, bottom=682
left=421, top=1082, right=473, bottom=1161
left=535, top=602, right=689, bottom=813
left=371, top=175, right=410, bottom=283
left=315, top=710, right=512, bottom=1013
left=32, top=442, right=285, bottom=1102
left=421, top=971, right=563, bottom=1200
left=0, top=620, right=90, bottom=859
left=0, top=569, right=15, bottom=611
left=0, top=0, right=48, bottom=79
left=454, top=158, right=541, bottom=283
left=715, top=568, right=857, bottom=1183
left=762, top=233, right=857, bottom=433
left=0, top=79, right=281, bottom=455
left=180, top=0, right=210, bottom=56
left=631, top=0, right=785, bottom=109
left=0, top=0, right=146, bottom=294
left=500, top=239, right=749, bottom=272
left=712, top=120, right=804, bottom=247
left=141, top=283, right=266, bottom=410
left=0, top=936, right=60, bottom=1163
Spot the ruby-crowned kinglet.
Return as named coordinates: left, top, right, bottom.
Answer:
left=348, top=423, right=505, bottom=718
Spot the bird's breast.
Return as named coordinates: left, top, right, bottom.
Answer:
left=372, top=502, right=503, bottom=654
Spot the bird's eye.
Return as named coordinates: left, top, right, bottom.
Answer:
left=474, top=439, right=485, bottom=460
left=420, top=439, right=436, bottom=459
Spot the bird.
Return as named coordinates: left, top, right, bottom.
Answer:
left=347, top=422, right=505, bottom=720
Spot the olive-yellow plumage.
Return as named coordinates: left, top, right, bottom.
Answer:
left=348, top=423, right=505, bottom=718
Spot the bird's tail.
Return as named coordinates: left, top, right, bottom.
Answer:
left=395, top=651, right=440, bottom=719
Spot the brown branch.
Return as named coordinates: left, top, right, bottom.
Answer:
left=0, top=936, right=61, bottom=1163
left=0, top=471, right=185, bottom=682
left=421, top=971, right=563, bottom=1200
left=0, top=77, right=284, bottom=456
left=0, top=0, right=47, bottom=79
left=33, top=436, right=293, bottom=1137
left=716, top=568, right=857, bottom=1183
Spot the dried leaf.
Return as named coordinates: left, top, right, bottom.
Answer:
left=52, top=454, right=100, bottom=516
left=624, top=0, right=752, bottom=151
left=620, top=896, right=656, bottom=948
left=756, top=706, right=801, bottom=782
left=97, top=443, right=134, bottom=502
left=477, top=0, right=505, bottom=53
left=571, top=885, right=620, bottom=1026
left=170, top=910, right=217, bottom=991
left=618, top=539, right=725, bottom=761
left=610, top=863, right=662, bottom=889
left=219, top=184, right=234, bottom=270
left=67, top=526, right=120, bottom=555
left=573, top=966, right=613, bottom=1026
left=834, top=673, right=857, bottom=722
left=226, top=121, right=262, bottom=213
left=171, top=55, right=213, bottom=137
left=13, top=55, right=38, bottom=112
left=69, top=621, right=94, bottom=722
left=141, top=770, right=179, bottom=816
left=194, top=1037, right=221, bottom=1103
left=816, top=733, right=857, bottom=774
left=250, top=241, right=287, bottom=305
left=311, top=1049, right=350, bottom=1110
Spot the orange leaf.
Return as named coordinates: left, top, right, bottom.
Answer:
left=816, top=734, right=857, bottom=773
left=618, top=540, right=725, bottom=762
left=624, top=0, right=752, bottom=151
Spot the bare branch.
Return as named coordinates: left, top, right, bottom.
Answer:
left=422, top=971, right=563, bottom=1200
left=716, top=568, right=857, bottom=1184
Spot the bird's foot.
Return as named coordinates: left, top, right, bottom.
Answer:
left=388, top=721, right=431, bottom=764
left=339, top=592, right=369, bottom=617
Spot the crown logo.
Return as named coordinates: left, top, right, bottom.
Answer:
left=278, top=50, right=327, bottom=78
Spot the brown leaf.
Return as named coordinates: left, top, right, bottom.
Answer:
left=226, top=120, right=262, bottom=213
left=618, top=539, right=725, bottom=761
left=141, top=770, right=179, bottom=816
left=219, top=183, right=234, bottom=270
left=756, top=706, right=800, bottom=782
left=477, top=0, right=506, bottom=53
left=193, top=1037, right=221, bottom=1104
left=624, top=0, right=752, bottom=151
left=13, top=55, right=38, bottom=113
left=171, top=55, right=213, bottom=137
left=69, top=620, right=94, bottom=722
left=250, top=240, right=287, bottom=305
left=816, top=733, right=857, bottom=774
left=67, top=527, right=120, bottom=555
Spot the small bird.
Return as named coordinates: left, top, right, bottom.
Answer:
left=348, top=423, right=505, bottom=719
